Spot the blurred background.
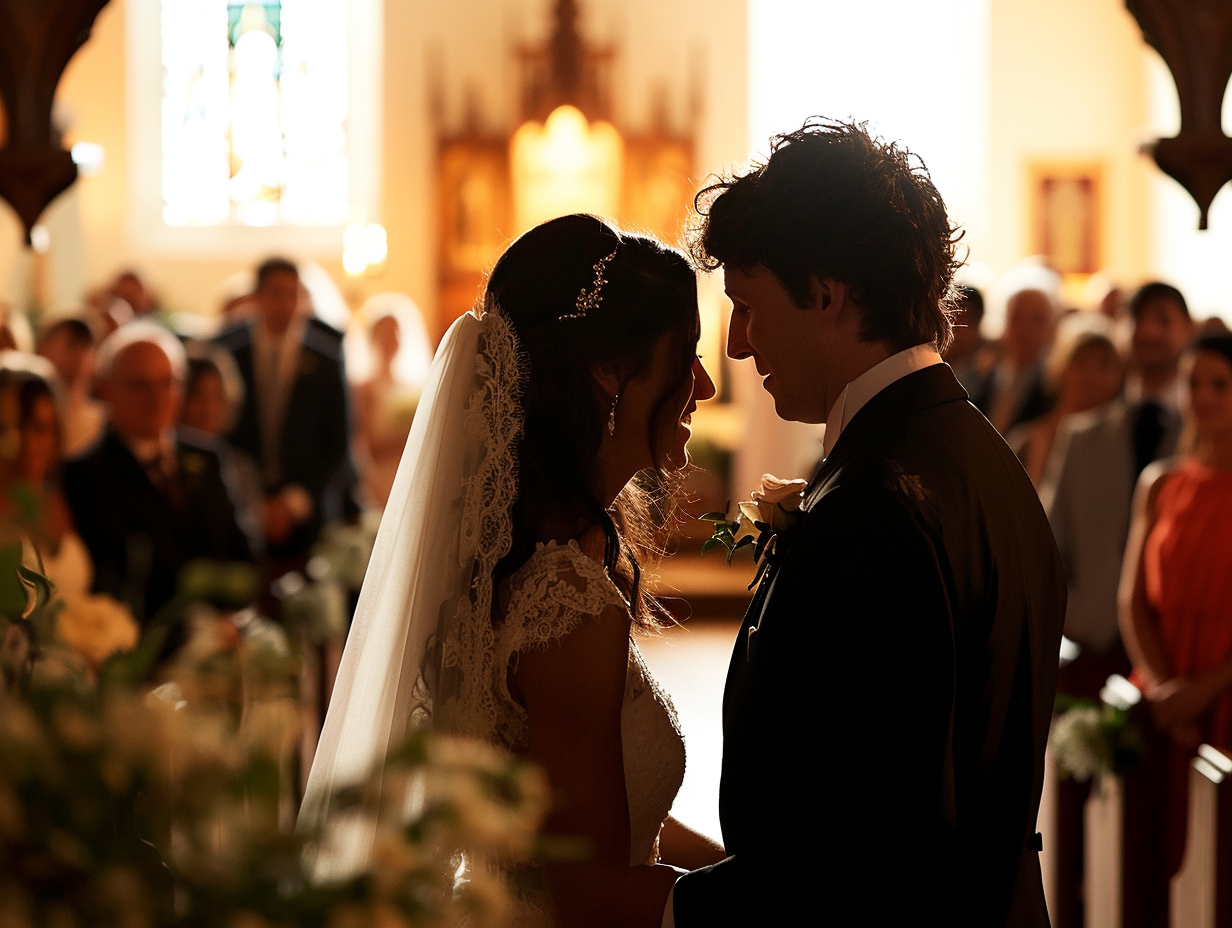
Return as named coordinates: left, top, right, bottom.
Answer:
left=3, top=3, right=1232, bottom=925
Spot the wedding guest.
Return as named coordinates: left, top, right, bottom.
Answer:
left=0, top=367, right=93, bottom=598
left=37, top=316, right=106, bottom=456
left=63, top=322, right=256, bottom=630
left=182, top=343, right=245, bottom=438
left=973, top=284, right=1058, bottom=433
left=1085, top=272, right=1125, bottom=322
left=1199, top=316, right=1230, bottom=336
left=215, top=258, right=353, bottom=570
left=1120, top=332, right=1232, bottom=904
left=1039, top=281, right=1192, bottom=928
left=1043, top=282, right=1193, bottom=673
left=943, top=285, right=996, bottom=397
left=1007, top=315, right=1124, bottom=487
left=352, top=294, right=432, bottom=507
left=109, top=270, right=160, bottom=318
left=181, top=343, right=264, bottom=556
left=0, top=302, right=33, bottom=354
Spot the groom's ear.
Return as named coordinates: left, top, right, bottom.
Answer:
left=810, top=276, right=849, bottom=317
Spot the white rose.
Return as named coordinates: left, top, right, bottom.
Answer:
left=740, top=474, right=808, bottom=534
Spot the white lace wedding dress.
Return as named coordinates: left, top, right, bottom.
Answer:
left=495, top=539, right=686, bottom=920
left=301, top=307, right=686, bottom=926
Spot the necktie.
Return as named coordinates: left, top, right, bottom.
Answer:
left=1133, top=401, right=1165, bottom=479
left=144, top=454, right=184, bottom=510
left=259, top=339, right=284, bottom=488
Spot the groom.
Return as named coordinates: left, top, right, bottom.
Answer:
left=670, top=121, right=1066, bottom=926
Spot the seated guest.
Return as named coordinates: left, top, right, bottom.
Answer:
left=215, top=258, right=352, bottom=569
left=181, top=342, right=264, bottom=555
left=1007, top=314, right=1124, bottom=487
left=109, top=270, right=161, bottom=319
left=0, top=365, right=93, bottom=598
left=63, top=323, right=256, bottom=629
left=1120, top=333, right=1232, bottom=903
left=37, top=315, right=105, bottom=456
left=973, top=283, right=1058, bottom=433
left=182, top=342, right=246, bottom=438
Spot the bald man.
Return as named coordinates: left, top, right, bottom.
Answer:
left=973, top=288, right=1058, bottom=434
left=63, top=324, right=256, bottom=635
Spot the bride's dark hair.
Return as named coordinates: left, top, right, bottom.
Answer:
left=487, top=214, right=699, bottom=624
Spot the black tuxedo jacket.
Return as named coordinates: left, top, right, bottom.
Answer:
left=216, top=317, right=353, bottom=556
left=63, top=428, right=256, bottom=626
left=674, top=365, right=1066, bottom=927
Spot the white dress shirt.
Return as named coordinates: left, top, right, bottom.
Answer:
left=662, top=344, right=943, bottom=928
left=1124, top=372, right=1183, bottom=415
left=821, top=343, right=944, bottom=459
left=252, top=314, right=314, bottom=522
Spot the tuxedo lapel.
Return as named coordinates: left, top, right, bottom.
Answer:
left=804, top=364, right=969, bottom=511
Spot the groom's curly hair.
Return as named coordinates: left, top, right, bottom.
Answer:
left=691, top=117, right=962, bottom=352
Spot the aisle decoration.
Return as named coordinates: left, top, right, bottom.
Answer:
left=0, top=527, right=550, bottom=928
left=1051, top=676, right=1146, bottom=783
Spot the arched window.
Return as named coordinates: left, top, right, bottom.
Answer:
left=128, top=0, right=381, bottom=255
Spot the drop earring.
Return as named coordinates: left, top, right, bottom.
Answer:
left=607, top=392, right=620, bottom=435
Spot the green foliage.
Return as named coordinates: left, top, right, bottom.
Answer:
left=1051, top=693, right=1147, bottom=781
left=698, top=510, right=754, bottom=564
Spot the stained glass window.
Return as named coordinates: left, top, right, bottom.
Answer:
left=161, top=0, right=349, bottom=228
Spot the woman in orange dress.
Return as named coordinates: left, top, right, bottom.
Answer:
left=1121, top=331, right=1232, bottom=875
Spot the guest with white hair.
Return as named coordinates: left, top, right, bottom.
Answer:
left=63, top=322, right=257, bottom=635
left=973, top=265, right=1062, bottom=434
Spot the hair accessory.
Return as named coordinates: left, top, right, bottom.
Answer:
left=561, top=245, right=619, bottom=320
left=607, top=391, right=620, bottom=435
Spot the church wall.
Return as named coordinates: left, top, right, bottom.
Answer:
left=986, top=0, right=1152, bottom=308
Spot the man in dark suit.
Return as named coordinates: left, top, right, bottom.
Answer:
left=63, top=322, right=256, bottom=628
left=972, top=284, right=1058, bottom=434
left=215, top=258, right=353, bottom=566
left=671, top=121, right=1067, bottom=926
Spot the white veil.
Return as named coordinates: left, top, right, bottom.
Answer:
left=298, top=303, right=524, bottom=878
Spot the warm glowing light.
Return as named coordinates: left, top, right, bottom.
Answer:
left=70, top=142, right=106, bottom=176
left=510, top=105, right=624, bottom=233
left=30, top=225, right=50, bottom=254
left=342, top=222, right=387, bottom=276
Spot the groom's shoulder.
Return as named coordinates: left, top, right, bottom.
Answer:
left=803, top=455, right=940, bottom=543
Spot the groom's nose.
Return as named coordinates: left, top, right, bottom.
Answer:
left=728, top=306, right=753, bottom=360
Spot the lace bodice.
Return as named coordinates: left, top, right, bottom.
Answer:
left=497, top=540, right=686, bottom=867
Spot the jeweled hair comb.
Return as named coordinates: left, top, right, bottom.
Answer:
left=560, top=245, right=619, bottom=320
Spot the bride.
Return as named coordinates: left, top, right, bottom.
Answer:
left=301, top=214, right=724, bottom=926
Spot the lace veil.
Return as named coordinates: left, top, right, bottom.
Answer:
left=298, top=300, right=524, bottom=878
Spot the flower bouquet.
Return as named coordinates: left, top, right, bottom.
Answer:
left=1050, top=676, right=1146, bottom=783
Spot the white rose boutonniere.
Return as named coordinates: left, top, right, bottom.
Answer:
left=701, top=474, right=808, bottom=585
